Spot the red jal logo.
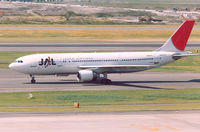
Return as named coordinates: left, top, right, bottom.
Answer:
left=39, top=57, right=56, bottom=68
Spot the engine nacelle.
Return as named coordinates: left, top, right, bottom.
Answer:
left=77, top=70, right=97, bottom=82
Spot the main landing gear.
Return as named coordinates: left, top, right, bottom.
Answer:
left=30, top=75, right=36, bottom=84
left=100, top=78, right=112, bottom=84
left=99, top=73, right=112, bottom=85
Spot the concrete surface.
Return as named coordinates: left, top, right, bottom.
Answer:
left=0, top=42, right=199, bottom=51
left=1, top=69, right=200, bottom=92
left=0, top=26, right=200, bottom=30
left=0, top=111, right=199, bottom=132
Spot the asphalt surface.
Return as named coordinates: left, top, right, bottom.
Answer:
left=0, top=110, right=200, bottom=132
left=0, top=42, right=199, bottom=51
left=0, top=26, right=200, bottom=30
left=1, top=69, right=200, bottom=92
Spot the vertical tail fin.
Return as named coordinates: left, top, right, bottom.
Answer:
left=156, top=20, right=195, bottom=52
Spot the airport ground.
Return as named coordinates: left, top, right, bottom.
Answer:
left=0, top=69, right=200, bottom=112
left=0, top=111, right=200, bottom=132
left=0, top=42, right=200, bottom=52
left=0, top=24, right=200, bottom=131
left=1, top=69, right=200, bottom=92
left=0, top=42, right=200, bottom=112
left=0, top=25, right=199, bottom=43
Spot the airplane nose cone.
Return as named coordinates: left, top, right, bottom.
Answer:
left=9, top=63, right=14, bottom=69
left=9, top=63, right=25, bottom=73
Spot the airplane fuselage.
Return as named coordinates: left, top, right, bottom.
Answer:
left=9, top=51, right=175, bottom=75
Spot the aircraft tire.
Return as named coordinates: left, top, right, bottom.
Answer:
left=31, top=79, right=36, bottom=84
left=100, top=79, right=111, bottom=85
left=105, top=79, right=112, bottom=84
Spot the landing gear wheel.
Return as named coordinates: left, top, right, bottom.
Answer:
left=30, top=75, right=36, bottom=84
left=100, top=79, right=112, bottom=85
left=105, top=79, right=111, bottom=84
left=100, top=79, right=106, bottom=84
left=31, top=79, right=36, bottom=84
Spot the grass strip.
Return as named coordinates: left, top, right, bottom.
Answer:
left=0, top=29, right=199, bottom=43
left=0, top=104, right=200, bottom=112
left=1, top=89, right=200, bottom=111
left=0, top=89, right=200, bottom=112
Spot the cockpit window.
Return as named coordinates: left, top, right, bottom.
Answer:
left=15, top=60, right=23, bottom=63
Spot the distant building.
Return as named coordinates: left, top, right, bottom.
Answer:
left=173, top=8, right=178, bottom=12
left=195, top=8, right=200, bottom=11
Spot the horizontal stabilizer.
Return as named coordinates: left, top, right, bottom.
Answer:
left=173, top=54, right=199, bottom=57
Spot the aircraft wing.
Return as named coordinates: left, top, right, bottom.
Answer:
left=79, top=65, right=155, bottom=69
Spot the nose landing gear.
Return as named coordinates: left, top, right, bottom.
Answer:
left=30, top=75, right=36, bottom=84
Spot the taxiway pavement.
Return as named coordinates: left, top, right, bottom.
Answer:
left=0, top=110, right=199, bottom=132
left=0, top=42, right=199, bottom=51
left=0, top=69, right=200, bottom=92
left=0, top=26, right=200, bottom=30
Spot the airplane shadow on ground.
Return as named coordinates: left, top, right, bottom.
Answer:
left=24, top=79, right=200, bottom=90
left=110, top=79, right=200, bottom=89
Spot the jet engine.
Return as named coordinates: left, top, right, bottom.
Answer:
left=77, top=70, right=97, bottom=82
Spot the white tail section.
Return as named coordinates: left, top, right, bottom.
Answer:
left=156, top=20, right=195, bottom=52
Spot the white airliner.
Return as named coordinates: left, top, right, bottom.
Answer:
left=9, top=20, right=196, bottom=84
